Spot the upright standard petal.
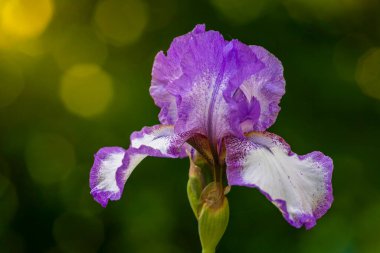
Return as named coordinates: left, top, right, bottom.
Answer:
left=150, top=24, right=206, bottom=124
left=170, top=35, right=264, bottom=143
left=225, top=132, right=333, bottom=229
left=229, top=46, right=285, bottom=133
left=151, top=24, right=265, bottom=144
left=90, top=125, right=188, bottom=207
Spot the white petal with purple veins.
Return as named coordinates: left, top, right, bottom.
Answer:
left=90, top=125, right=188, bottom=207
left=225, top=132, right=333, bottom=229
left=89, top=147, right=126, bottom=207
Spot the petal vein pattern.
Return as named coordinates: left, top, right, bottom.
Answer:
left=90, top=125, right=188, bottom=207
left=151, top=24, right=267, bottom=143
left=225, top=132, right=333, bottom=229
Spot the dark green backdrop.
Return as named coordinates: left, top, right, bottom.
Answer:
left=1, top=0, right=380, bottom=252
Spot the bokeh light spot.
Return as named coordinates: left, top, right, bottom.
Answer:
left=25, top=133, right=75, bottom=185
left=210, top=0, right=270, bottom=24
left=94, top=0, right=148, bottom=46
left=60, top=64, right=113, bottom=118
left=0, top=55, right=24, bottom=108
left=0, top=0, right=53, bottom=39
left=51, top=26, right=108, bottom=70
left=53, top=212, right=104, bottom=253
left=356, top=48, right=380, bottom=100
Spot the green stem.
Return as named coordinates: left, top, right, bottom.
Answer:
left=202, top=250, right=215, bottom=253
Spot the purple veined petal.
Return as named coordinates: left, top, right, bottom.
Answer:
left=151, top=24, right=265, bottom=146
left=171, top=36, right=264, bottom=144
left=129, top=124, right=190, bottom=158
left=150, top=24, right=206, bottom=124
left=90, top=125, right=190, bottom=207
left=229, top=46, right=286, bottom=134
left=225, top=132, right=333, bottom=229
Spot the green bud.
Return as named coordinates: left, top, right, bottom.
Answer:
left=187, top=156, right=204, bottom=219
left=198, top=183, right=229, bottom=253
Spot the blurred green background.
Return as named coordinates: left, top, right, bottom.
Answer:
left=1, top=0, right=380, bottom=252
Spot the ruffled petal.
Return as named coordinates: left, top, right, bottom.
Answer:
left=90, top=125, right=188, bottom=207
left=89, top=147, right=126, bottom=207
left=151, top=24, right=264, bottom=145
left=230, top=46, right=285, bottom=133
left=171, top=36, right=263, bottom=143
left=150, top=24, right=206, bottom=124
left=225, top=132, right=333, bottom=229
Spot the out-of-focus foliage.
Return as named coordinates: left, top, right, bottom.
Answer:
left=0, top=0, right=380, bottom=252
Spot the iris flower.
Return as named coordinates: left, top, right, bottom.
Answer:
left=90, top=24, right=333, bottom=251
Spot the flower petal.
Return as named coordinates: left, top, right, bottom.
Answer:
left=151, top=24, right=264, bottom=144
left=90, top=125, right=188, bottom=207
left=150, top=24, right=206, bottom=124
left=171, top=36, right=263, bottom=143
left=230, top=46, right=285, bottom=133
left=89, top=147, right=126, bottom=207
left=225, top=132, right=333, bottom=229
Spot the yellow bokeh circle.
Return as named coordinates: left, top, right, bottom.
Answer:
left=60, top=64, right=113, bottom=118
left=94, top=0, right=148, bottom=46
left=1, top=0, right=53, bottom=39
left=356, top=48, right=380, bottom=100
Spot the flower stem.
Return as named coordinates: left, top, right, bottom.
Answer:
left=202, top=250, right=215, bottom=253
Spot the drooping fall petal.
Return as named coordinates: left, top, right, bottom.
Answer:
left=225, top=132, right=333, bottom=229
left=90, top=125, right=188, bottom=207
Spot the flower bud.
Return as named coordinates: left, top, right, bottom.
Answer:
left=198, top=183, right=229, bottom=253
left=187, top=155, right=204, bottom=219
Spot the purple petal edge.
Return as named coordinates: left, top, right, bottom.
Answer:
left=90, top=147, right=126, bottom=207
left=90, top=125, right=191, bottom=208
left=130, top=124, right=189, bottom=157
left=150, top=24, right=206, bottom=125
left=232, top=154, right=333, bottom=229
left=226, top=133, right=333, bottom=229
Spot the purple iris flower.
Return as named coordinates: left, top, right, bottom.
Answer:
left=90, top=24, right=333, bottom=230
